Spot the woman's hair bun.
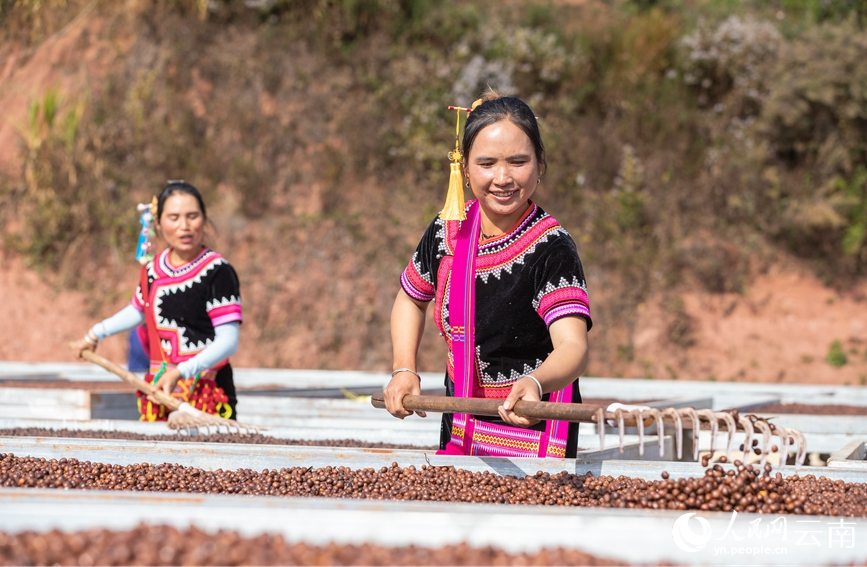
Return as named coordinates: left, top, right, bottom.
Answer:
left=480, top=86, right=501, bottom=102
left=470, top=86, right=502, bottom=110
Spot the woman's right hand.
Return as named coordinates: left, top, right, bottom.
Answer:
left=383, top=371, right=426, bottom=419
left=69, top=330, right=98, bottom=360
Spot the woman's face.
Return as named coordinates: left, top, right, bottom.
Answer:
left=464, top=119, right=541, bottom=221
left=158, top=193, right=205, bottom=255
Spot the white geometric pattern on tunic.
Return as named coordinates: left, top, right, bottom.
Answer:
left=206, top=296, right=242, bottom=311
left=476, top=345, right=543, bottom=387
left=476, top=227, right=566, bottom=285
left=153, top=258, right=224, bottom=356
left=532, top=276, right=588, bottom=310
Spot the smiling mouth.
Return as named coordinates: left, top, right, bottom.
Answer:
left=489, top=190, right=518, bottom=199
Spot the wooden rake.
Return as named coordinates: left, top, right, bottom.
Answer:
left=81, top=350, right=265, bottom=434
left=371, top=393, right=807, bottom=468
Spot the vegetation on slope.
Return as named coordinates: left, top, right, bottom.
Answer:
left=1, top=0, right=866, bottom=373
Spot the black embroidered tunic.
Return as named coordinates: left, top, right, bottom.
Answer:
left=400, top=201, right=592, bottom=455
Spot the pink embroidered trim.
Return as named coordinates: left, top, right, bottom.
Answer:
left=207, top=297, right=243, bottom=326
left=543, top=304, right=591, bottom=327
left=476, top=220, right=560, bottom=276
left=210, top=312, right=243, bottom=327
left=400, top=257, right=435, bottom=301
left=440, top=202, right=563, bottom=278
left=536, top=286, right=591, bottom=326
left=154, top=247, right=211, bottom=279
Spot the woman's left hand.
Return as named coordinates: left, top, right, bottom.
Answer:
left=149, top=368, right=183, bottom=403
left=498, top=376, right=542, bottom=427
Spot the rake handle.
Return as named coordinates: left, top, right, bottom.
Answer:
left=373, top=394, right=784, bottom=436
left=372, top=394, right=706, bottom=429
left=81, top=350, right=181, bottom=411
left=371, top=393, right=604, bottom=422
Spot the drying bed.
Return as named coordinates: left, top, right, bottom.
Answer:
left=0, top=417, right=443, bottom=448
left=751, top=403, right=867, bottom=416
left=0, top=428, right=434, bottom=450
left=3, top=452, right=867, bottom=516
left=0, top=380, right=134, bottom=391
left=0, top=524, right=620, bottom=566
left=827, top=441, right=867, bottom=470
left=6, top=487, right=867, bottom=566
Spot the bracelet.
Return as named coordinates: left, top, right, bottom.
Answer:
left=521, top=374, right=544, bottom=399
left=83, top=331, right=99, bottom=347
left=392, top=368, right=421, bottom=381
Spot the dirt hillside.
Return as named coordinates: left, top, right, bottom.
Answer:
left=1, top=1, right=866, bottom=387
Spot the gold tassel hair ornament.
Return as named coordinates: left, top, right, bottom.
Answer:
left=440, top=99, right=484, bottom=221
left=440, top=105, right=469, bottom=221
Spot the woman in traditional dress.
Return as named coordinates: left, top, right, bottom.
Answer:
left=71, top=181, right=243, bottom=421
left=383, top=94, right=591, bottom=457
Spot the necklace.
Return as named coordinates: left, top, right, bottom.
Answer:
left=480, top=231, right=502, bottom=240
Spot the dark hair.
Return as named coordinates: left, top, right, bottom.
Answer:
left=461, top=95, right=546, bottom=174
left=156, top=181, right=207, bottom=222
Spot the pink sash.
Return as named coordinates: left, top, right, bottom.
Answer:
left=439, top=201, right=572, bottom=458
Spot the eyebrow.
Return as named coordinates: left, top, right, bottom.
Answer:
left=474, top=153, right=532, bottom=162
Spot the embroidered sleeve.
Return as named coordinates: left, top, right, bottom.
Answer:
left=400, top=217, right=440, bottom=302
left=131, top=285, right=144, bottom=312
left=206, top=263, right=243, bottom=326
left=531, top=234, right=592, bottom=330
left=130, top=265, right=148, bottom=312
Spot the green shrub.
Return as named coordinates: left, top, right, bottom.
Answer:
left=827, top=339, right=848, bottom=367
left=761, top=22, right=867, bottom=179
left=3, top=88, right=135, bottom=272
left=759, top=22, right=867, bottom=266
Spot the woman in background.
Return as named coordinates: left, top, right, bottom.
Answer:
left=71, top=181, right=243, bottom=421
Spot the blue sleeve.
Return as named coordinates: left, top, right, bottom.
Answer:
left=92, top=305, right=146, bottom=339
left=176, top=322, right=240, bottom=379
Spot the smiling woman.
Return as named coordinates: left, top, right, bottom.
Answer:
left=70, top=181, right=243, bottom=422
left=384, top=92, right=592, bottom=458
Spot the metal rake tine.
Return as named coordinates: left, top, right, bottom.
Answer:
left=596, top=407, right=605, bottom=451
left=616, top=409, right=625, bottom=454
left=651, top=409, right=664, bottom=458
left=629, top=409, right=645, bottom=457
left=662, top=408, right=683, bottom=460
left=738, top=416, right=754, bottom=463
left=678, top=407, right=701, bottom=461
left=792, top=429, right=807, bottom=470
left=718, top=412, right=737, bottom=463
left=697, top=410, right=718, bottom=458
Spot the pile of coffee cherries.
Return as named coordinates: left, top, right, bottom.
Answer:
left=1, top=453, right=865, bottom=516
left=0, top=525, right=620, bottom=566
